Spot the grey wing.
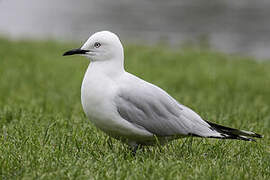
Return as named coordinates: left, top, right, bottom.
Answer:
left=115, top=82, right=217, bottom=137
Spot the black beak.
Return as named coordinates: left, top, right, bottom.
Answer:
left=63, top=48, right=89, bottom=56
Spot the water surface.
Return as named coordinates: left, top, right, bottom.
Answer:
left=1, top=0, right=270, bottom=59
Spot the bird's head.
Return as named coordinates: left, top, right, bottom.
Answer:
left=63, top=31, right=124, bottom=62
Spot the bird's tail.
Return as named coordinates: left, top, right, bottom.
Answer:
left=205, top=121, right=263, bottom=141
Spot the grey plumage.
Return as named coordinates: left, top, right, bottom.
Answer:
left=116, top=75, right=219, bottom=139
left=63, top=31, right=262, bottom=152
left=115, top=74, right=262, bottom=143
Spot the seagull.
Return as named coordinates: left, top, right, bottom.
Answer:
left=63, top=31, right=262, bottom=152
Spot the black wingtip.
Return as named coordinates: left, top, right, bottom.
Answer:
left=253, top=133, right=263, bottom=138
left=206, top=120, right=263, bottom=141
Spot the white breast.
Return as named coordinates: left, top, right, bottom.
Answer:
left=81, top=66, right=116, bottom=127
left=81, top=65, right=152, bottom=138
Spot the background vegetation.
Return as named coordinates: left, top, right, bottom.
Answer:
left=0, top=38, right=269, bottom=179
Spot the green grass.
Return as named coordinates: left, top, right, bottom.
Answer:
left=0, top=37, right=270, bottom=179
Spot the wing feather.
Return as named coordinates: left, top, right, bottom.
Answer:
left=115, top=76, right=217, bottom=137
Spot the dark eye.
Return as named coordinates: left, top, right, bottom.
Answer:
left=94, top=42, right=101, bottom=48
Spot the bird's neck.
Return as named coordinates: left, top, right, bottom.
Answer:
left=87, top=57, right=125, bottom=78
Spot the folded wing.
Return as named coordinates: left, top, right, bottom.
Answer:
left=115, top=79, right=221, bottom=138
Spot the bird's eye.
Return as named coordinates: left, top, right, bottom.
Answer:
left=94, top=42, right=101, bottom=48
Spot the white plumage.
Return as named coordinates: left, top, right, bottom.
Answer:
left=63, top=31, right=262, bottom=151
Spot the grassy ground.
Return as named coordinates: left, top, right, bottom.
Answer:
left=0, top=37, right=269, bottom=180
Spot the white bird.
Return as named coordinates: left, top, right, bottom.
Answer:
left=63, top=31, right=262, bottom=152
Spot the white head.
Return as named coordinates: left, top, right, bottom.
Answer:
left=63, top=31, right=124, bottom=62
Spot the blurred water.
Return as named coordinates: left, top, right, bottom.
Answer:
left=1, top=0, right=270, bottom=59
